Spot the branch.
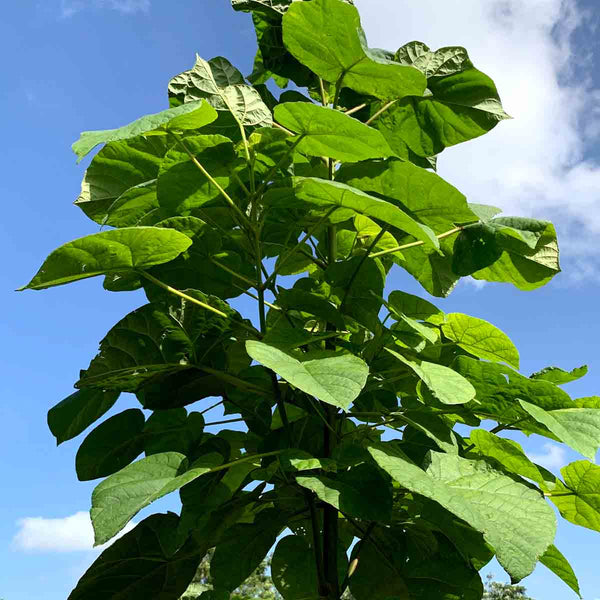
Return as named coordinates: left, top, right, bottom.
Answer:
left=370, top=226, right=463, bottom=259
left=365, top=100, right=397, bottom=126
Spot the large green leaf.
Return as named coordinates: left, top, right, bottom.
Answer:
left=296, top=463, right=392, bottom=522
left=468, top=430, right=545, bottom=484
left=369, top=444, right=556, bottom=582
left=168, top=55, right=272, bottom=131
left=442, top=313, right=520, bottom=369
left=387, top=348, right=475, bottom=405
left=456, top=219, right=560, bottom=290
left=520, top=400, right=600, bottom=461
left=91, top=451, right=224, bottom=545
left=68, top=513, right=200, bottom=600
left=211, top=510, right=284, bottom=591
left=47, top=389, right=120, bottom=445
left=72, top=101, right=218, bottom=161
left=274, top=103, right=393, bottom=162
left=454, top=357, right=573, bottom=430
left=246, top=341, right=368, bottom=410
left=143, top=409, right=205, bottom=456
left=282, top=0, right=425, bottom=100
left=387, top=290, right=444, bottom=324
left=76, top=409, right=146, bottom=481
left=19, top=227, right=192, bottom=291
left=539, top=544, right=581, bottom=598
left=530, top=365, right=588, bottom=385
left=550, top=461, right=600, bottom=532
left=77, top=293, right=237, bottom=393
left=374, top=42, right=509, bottom=157
left=76, top=136, right=168, bottom=224
left=293, top=178, right=438, bottom=249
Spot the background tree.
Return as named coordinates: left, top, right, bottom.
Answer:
left=21, top=0, right=596, bottom=599
left=483, top=575, right=533, bottom=600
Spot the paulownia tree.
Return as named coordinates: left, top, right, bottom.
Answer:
left=20, top=0, right=600, bottom=598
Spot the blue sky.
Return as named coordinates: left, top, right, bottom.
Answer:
left=1, top=1, right=599, bottom=599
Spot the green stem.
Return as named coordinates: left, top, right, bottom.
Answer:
left=204, top=417, right=245, bottom=427
left=209, top=257, right=257, bottom=288
left=170, top=132, right=251, bottom=228
left=365, top=100, right=397, bottom=126
left=264, top=207, right=337, bottom=288
left=305, top=491, right=327, bottom=597
left=370, top=226, right=463, bottom=259
left=344, top=102, right=368, bottom=116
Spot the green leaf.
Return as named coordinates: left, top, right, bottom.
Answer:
left=349, top=536, right=409, bottom=600
left=454, top=357, right=573, bottom=430
left=468, top=430, right=544, bottom=484
left=442, top=313, right=520, bottom=369
left=246, top=341, right=368, bottom=410
left=19, top=227, right=192, bottom=291
left=297, top=463, right=392, bottom=522
left=72, top=101, right=218, bottom=161
left=293, top=178, right=439, bottom=249
left=211, top=510, right=284, bottom=591
left=157, top=134, right=237, bottom=213
left=387, top=290, right=444, bottom=325
left=519, top=400, right=600, bottom=460
left=68, top=513, right=201, bottom=600
left=395, top=41, right=471, bottom=78
left=76, top=136, right=168, bottom=224
left=91, top=451, right=224, bottom=545
left=143, top=409, right=205, bottom=456
left=76, top=409, right=146, bottom=481
left=539, top=544, right=581, bottom=597
left=550, top=460, right=600, bottom=532
left=168, top=55, right=272, bottom=130
left=282, top=0, right=426, bottom=100
left=530, top=365, right=588, bottom=385
left=368, top=443, right=556, bottom=582
left=387, top=348, right=475, bottom=405
left=462, top=220, right=561, bottom=290
left=103, top=180, right=163, bottom=228
left=375, top=43, right=510, bottom=157
left=47, top=389, right=120, bottom=445
left=77, top=294, right=237, bottom=393
left=274, top=102, right=393, bottom=162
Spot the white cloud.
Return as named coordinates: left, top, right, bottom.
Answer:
left=528, top=442, right=567, bottom=470
left=356, top=0, right=600, bottom=282
left=12, top=511, right=135, bottom=553
left=60, top=0, right=150, bottom=18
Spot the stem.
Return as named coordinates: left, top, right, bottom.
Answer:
left=370, top=226, right=463, bottom=259
left=170, top=132, right=251, bottom=228
left=199, top=400, right=224, bottom=415
left=204, top=417, right=245, bottom=427
left=273, top=121, right=294, bottom=136
left=264, top=208, right=337, bottom=288
left=233, top=283, right=282, bottom=311
left=344, top=103, right=368, bottom=116
left=209, top=257, right=257, bottom=288
left=340, top=228, right=387, bottom=311
left=322, top=404, right=339, bottom=599
left=365, top=100, right=398, bottom=126
left=306, top=491, right=327, bottom=597
left=339, top=522, right=376, bottom=594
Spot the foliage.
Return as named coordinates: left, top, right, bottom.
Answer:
left=21, top=0, right=596, bottom=599
left=482, top=575, right=532, bottom=600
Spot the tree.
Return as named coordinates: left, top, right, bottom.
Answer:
left=20, top=0, right=596, bottom=598
left=483, top=575, right=533, bottom=600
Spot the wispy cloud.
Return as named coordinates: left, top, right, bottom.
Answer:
left=12, top=511, right=135, bottom=553
left=60, top=0, right=150, bottom=18
left=528, top=442, right=567, bottom=471
left=357, top=0, right=600, bottom=283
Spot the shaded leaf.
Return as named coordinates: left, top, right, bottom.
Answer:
left=76, top=409, right=146, bottom=481
left=530, top=365, right=588, bottom=385
left=539, top=544, right=581, bottom=598
left=47, top=389, right=120, bottom=445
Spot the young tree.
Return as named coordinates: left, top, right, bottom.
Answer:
left=483, top=575, right=533, bottom=600
left=21, top=0, right=597, bottom=598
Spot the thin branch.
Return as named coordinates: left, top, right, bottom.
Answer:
left=344, top=103, right=368, bottom=116
left=340, top=522, right=376, bottom=594
left=370, top=226, right=463, bottom=259
left=204, top=417, right=245, bottom=427
left=273, top=121, right=294, bottom=136
left=199, top=400, right=224, bottom=415
left=365, top=100, right=398, bottom=126
left=170, top=132, right=251, bottom=228
left=209, top=257, right=257, bottom=288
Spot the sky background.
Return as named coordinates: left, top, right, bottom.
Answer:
left=1, top=0, right=599, bottom=598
